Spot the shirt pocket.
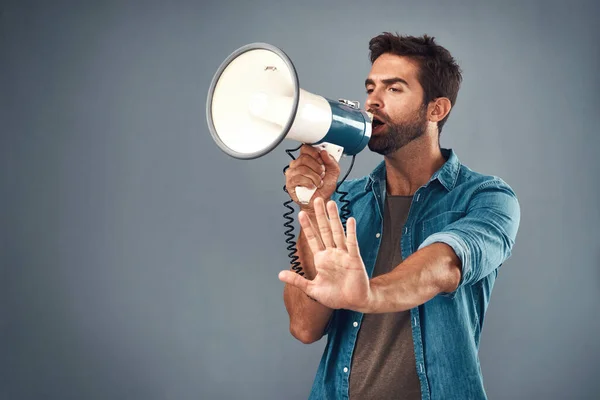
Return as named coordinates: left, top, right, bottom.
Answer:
left=420, top=210, right=466, bottom=241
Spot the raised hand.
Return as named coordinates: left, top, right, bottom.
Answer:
left=278, top=197, right=372, bottom=311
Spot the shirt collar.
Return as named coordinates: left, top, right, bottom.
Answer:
left=364, top=148, right=461, bottom=192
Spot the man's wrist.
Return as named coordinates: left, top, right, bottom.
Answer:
left=354, top=281, right=379, bottom=314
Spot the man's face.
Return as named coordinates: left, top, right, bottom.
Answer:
left=364, top=53, right=429, bottom=155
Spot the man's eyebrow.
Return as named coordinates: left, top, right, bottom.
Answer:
left=365, top=77, right=410, bottom=88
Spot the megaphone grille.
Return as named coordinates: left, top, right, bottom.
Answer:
left=206, top=43, right=300, bottom=159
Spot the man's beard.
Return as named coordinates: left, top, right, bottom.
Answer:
left=368, top=104, right=428, bottom=156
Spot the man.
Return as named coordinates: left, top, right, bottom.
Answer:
left=279, top=33, right=520, bottom=400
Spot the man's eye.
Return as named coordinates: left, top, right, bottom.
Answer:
left=366, top=89, right=373, bottom=94
left=389, top=87, right=401, bottom=92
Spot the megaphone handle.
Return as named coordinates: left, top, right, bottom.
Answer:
left=295, top=142, right=344, bottom=204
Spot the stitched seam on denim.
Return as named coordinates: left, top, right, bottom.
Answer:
left=472, top=288, right=480, bottom=335
left=451, top=163, right=461, bottom=189
left=471, top=178, right=501, bottom=197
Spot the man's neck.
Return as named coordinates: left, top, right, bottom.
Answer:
left=383, top=136, right=446, bottom=196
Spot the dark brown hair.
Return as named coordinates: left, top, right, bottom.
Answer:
left=369, top=32, right=463, bottom=134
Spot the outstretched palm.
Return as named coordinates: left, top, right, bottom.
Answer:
left=279, top=197, right=371, bottom=311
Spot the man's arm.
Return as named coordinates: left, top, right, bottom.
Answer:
left=281, top=145, right=341, bottom=344
left=283, top=209, right=334, bottom=344
left=359, top=178, right=521, bottom=314
left=358, top=242, right=461, bottom=313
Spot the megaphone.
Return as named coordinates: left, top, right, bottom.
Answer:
left=206, top=42, right=372, bottom=204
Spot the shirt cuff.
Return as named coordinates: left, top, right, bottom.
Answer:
left=418, top=232, right=471, bottom=299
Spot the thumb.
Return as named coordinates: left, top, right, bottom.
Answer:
left=320, top=150, right=339, bottom=169
left=279, top=270, right=311, bottom=293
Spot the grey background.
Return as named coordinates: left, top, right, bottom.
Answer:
left=1, top=0, right=599, bottom=399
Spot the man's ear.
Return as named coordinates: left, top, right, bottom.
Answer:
left=428, top=97, right=452, bottom=123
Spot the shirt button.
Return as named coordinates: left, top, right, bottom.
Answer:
left=375, top=233, right=381, bottom=238
left=353, top=322, right=358, bottom=327
left=343, top=367, right=349, bottom=373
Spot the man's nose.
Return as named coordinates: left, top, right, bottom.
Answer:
left=365, top=95, right=381, bottom=111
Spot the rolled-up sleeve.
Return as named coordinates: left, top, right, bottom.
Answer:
left=418, top=178, right=521, bottom=298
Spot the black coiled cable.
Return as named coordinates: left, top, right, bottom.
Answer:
left=283, top=145, right=356, bottom=276
left=282, top=145, right=304, bottom=276
left=334, top=154, right=355, bottom=232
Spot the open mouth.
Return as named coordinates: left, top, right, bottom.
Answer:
left=372, top=116, right=386, bottom=133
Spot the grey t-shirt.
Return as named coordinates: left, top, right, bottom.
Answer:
left=348, top=195, right=421, bottom=400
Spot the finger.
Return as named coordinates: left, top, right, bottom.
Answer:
left=313, top=197, right=335, bottom=248
left=299, top=144, right=321, bottom=159
left=326, top=200, right=347, bottom=251
left=346, top=217, right=360, bottom=258
left=293, top=154, right=325, bottom=177
left=278, top=270, right=311, bottom=292
left=319, top=150, right=340, bottom=168
left=286, top=165, right=323, bottom=188
left=298, top=210, right=325, bottom=253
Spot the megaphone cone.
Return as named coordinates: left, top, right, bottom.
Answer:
left=206, top=42, right=372, bottom=203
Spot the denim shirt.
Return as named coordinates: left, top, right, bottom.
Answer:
left=308, top=148, right=521, bottom=400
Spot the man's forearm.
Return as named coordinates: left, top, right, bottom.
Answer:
left=283, top=283, right=333, bottom=343
left=283, top=210, right=333, bottom=343
left=357, top=242, right=462, bottom=314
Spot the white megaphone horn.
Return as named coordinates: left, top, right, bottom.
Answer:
left=206, top=42, right=373, bottom=204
